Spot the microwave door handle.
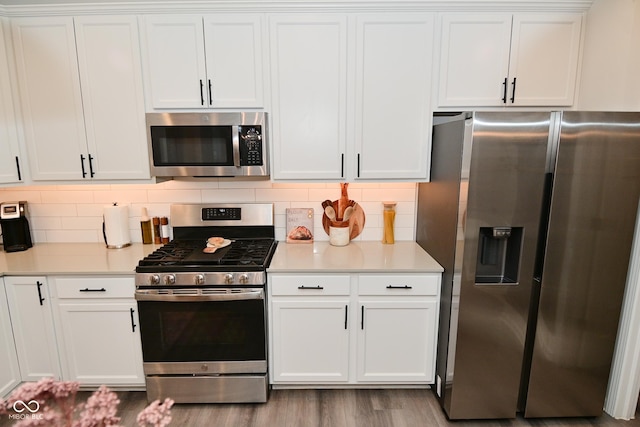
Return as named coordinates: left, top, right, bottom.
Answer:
left=232, top=125, right=241, bottom=168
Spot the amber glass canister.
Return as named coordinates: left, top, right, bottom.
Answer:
left=382, top=202, right=397, bottom=244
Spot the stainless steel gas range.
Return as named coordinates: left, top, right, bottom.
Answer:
left=134, top=203, right=277, bottom=404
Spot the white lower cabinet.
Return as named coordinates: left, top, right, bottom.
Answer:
left=271, top=300, right=350, bottom=382
left=4, top=276, right=61, bottom=382
left=52, top=276, right=144, bottom=387
left=269, top=273, right=440, bottom=385
left=0, top=278, right=21, bottom=397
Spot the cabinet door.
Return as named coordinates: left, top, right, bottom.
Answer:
left=437, top=13, right=512, bottom=107
left=74, top=16, right=150, bottom=180
left=354, top=14, right=433, bottom=180
left=12, top=17, right=87, bottom=181
left=508, top=14, right=582, bottom=106
left=4, top=277, right=60, bottom=381
left=271, top=300, right=350, bottom=382
left=269, top=15, right=348, bottom=180
left=56, top=301, right=144, bottom=386
left=203, top=15, right=264, bottom=108
left=143, top=15, right=207, bottom=108
left=357, top=300, right=437, bottom=382
left=0, top=19, right=22, bottom=184
left=0, top=279, right=20, bottom=397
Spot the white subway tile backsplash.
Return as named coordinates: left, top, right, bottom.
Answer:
left=255, top=188, right=309, bottom=202
left=93, top=190, right=149, bottom=204
left=41, top=190, right=95, bottom=204
left=0, top=181, right=419, bottom=244
left=148, top=189, right=202, bottom=203
left=201, top=188, right=256, bottom=202
left=29, top=203, right=78, bottom=217
left=46, top=229, right=100, bottom=243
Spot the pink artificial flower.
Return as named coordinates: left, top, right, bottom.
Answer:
left=136, top=398, right=174, bottom=427
left=74, top=385, right=121, bottom=427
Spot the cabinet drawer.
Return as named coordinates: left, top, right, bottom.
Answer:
left=358, top=274, right=440, bottom=296
left=55, top=277, right=135, bottom=299
left=270, top=275, right=350, bottom=296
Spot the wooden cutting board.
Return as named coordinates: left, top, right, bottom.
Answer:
left=322, top=201, right=365, bottom=240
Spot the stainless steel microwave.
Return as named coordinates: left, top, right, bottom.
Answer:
left=146, top=112, right=268, bottom=178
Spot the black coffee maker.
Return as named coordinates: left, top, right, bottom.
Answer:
left=0, top=201, right=33, bottom=252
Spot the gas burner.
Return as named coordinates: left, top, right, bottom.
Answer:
left=136, top=238, right=277, bottom=273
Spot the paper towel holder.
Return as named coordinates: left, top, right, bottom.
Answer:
left=102, top=202, right=132, bottom=249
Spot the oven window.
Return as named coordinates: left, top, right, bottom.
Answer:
left=150, top=125, right=233, bottom=166
left=137, top=299, right=265, bottom=362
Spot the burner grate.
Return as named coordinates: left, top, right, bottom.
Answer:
left=136, top=238, right=277, bottom=270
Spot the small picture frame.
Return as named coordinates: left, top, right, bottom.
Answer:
left=286, top=208, right=314, bottom=243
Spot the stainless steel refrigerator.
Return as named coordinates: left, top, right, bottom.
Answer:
left=416, top=111, right=640, bottom=419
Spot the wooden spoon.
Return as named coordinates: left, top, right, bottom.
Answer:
left=324, top=205, right=336, bottom=221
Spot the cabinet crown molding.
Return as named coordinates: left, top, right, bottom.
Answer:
left=0, top=0, right=593, bottom=17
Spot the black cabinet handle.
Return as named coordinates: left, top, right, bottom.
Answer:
left=88, top=154, right=95, bottom=178
left=341, top=153, right=344, bottom=178
left=357, top=154, right=361, bottom=177
left=80, top=154, right=87, bottom=178
left=502, top=77, right=508, bottom=103
left=386, top=285, right=413, bottom=289
left=130, top=308, right=137, bottom=332
left=79, top=287, right=106, bottom=292
left=344, top=305, right=348, bottom=330
left=15, top=156, right=22, bottom=181
left=199, top=79, right=205, bottom=105
left=297, top=285, right=324, bottom=290
left=510, top=77, right=517, bottom=103
left=208, top=79, right=213, bottom=105
left=361, top=305, right=364, bottom=330
left=36, top=281, right=45, bottom=306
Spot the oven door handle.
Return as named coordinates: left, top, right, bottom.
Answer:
left=135, top=289, right=264, bottom=302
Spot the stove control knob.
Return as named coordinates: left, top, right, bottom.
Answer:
left=164, top=274, right=176, bottom=285
left=195, top=274, right=205, bottom=285
left=149, top=274, right=160, bottom=285
left=224, top=273, right=234, bottom=284
left=239, top=274, right=249, bottom=284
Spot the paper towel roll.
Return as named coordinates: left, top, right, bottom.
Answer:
left=103, top=203, right=131, bottom=249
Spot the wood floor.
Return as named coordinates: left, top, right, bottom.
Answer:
left=4, top=388, right=638, bottom=427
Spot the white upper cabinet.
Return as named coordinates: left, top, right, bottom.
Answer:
left=11, top=16, right=149, bottom=181
left=354, top=15, right=433, bottom=180
left=0, top=19, right=24, bottom=185
left=12, top=17, right=86, bottom=181
left=437, top=13, right=583, bottom=107
left=143, top=14, right=264, bottom=109
left=269, top=14, right=348, bottom=180
left=270, top=13, right=434, bottom=181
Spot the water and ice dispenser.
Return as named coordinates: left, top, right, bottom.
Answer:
left=475, top=227, right=523, bottom=284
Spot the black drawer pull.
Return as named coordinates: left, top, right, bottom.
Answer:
left=386, top=285, right=413, bottom=289
left=298, top=285, right=324, bottom=290
left=79, top=288, right=107, bottom=292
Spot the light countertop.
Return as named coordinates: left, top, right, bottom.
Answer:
left=268, top=241, right=443, bottom=273
left=0, top=241, right=443, bottom=276
left=0, top=243, right=160, bottom=276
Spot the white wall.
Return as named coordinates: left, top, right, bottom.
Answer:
left=0, top=180, right=417, bottom=244
left=578, top=0, right=640, bottom=111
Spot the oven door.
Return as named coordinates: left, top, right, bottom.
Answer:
left=135, top=288, right=266, bottom=375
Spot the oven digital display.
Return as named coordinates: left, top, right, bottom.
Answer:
left=201, top=207, right=241, bottom=221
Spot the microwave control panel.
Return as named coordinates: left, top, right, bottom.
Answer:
left=239, top=126, right=264, bottom=166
